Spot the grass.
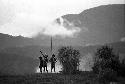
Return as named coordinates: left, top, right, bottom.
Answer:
left=0, top=72, right=125, bottom=84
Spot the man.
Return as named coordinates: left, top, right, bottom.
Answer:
left=39, top=56, right=43, bottom=73
left=43, top=54, right=48, bottom=73
left=50, top=54, right=57, bottom=72
left=40, top=51, right=48, bottom=73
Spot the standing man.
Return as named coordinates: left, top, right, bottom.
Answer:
left=39, top=56, right=43, bottom=73
left=43, top=54, right=48, bottom=73
left=50, top=54, right=57, bottom=72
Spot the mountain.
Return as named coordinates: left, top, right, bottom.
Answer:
left=0, top=33, right=35, bottom=49
left=0, top=33, right=54, bottom=50
left=56, top=4, right=125, bottom=45
left=1, top=40, right=125, bottom=60
left=0, top=4, right=124, bottom=48
left=0, top=45, right=54, bottom=59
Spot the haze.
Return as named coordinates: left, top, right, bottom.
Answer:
left=0, top=0, right=124, bottom=37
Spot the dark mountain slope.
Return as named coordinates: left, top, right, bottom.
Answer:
left=0, top=53, right=38, bottom=75
left=60, top=4, right=125, bottom=44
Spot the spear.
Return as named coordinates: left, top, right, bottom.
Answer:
left=51, top=36, right=52, bottom=55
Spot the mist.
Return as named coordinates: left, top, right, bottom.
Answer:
left=79, top=53, right=94, bottom=71
left=0, top=0, right=124, bottom=38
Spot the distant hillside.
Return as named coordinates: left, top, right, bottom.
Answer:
left=1, top=41, right=125, bottom=59
left=0, top=33, right=53, bottom=50
left=0, top=33, right=36, bottom=49
left=0, top=53, right=38, bottom=75
left=57, top=4, right=125, bottom=44
left=78, top=41, right=125, bottom=61
left=0, top=45, right=54, bottom=59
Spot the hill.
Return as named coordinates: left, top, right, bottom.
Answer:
left=56, top=4, right=125, bottom=45
left=0, top=4, right=124, bottom=48
left=0, top=33, right=37, bottom=49
left=0, top=53, right=38, bottom=75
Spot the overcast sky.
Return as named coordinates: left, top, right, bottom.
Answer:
left=0, top=0, right=124, bottom=37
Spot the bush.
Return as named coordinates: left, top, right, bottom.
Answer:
left=92, top=45, right=120, bottom=82
left=57, top=46, right=80, bottom=74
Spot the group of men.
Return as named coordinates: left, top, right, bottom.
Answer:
left=39, top=51, right=57, bottom=73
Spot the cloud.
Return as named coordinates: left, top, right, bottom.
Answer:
left=41, top=17, right=81, bottom=37
left=0, top=0, right=124, bottom=37
left=0, top=0, right=15, bottom=25
left=0, top=14, right=81, bottom=37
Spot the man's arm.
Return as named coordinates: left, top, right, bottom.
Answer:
left=55, top=58, right=57, bottom=63
left=40, top=51, right=45, bottom=57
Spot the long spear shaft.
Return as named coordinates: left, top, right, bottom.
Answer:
left=51, top=36, right=52, bottom=55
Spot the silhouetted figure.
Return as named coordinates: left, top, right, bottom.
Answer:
left=50, top=54, right=57, bottom=72
left=43, top=54, right=48, bottom=73
left=40, top=51, right=49, bottom=73
left=39, top=56, right=44, bottom=73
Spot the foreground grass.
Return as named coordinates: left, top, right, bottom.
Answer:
left=0, top=72, right=125, bottom=84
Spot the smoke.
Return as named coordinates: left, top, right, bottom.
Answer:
left=0, top=0, right=82, bottom=38
left=79, top=53, right=94, bottom=71
left=41, top=17, right=81, bottom=37
left=0, top=15, right=81, bottom=38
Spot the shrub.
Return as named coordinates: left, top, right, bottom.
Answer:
left=92, top=45, right=120, bottom=82
left=57, top=46, right=80, bottom=74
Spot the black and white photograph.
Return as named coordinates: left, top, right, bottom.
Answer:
left=0, top=0, right=124, bottom=84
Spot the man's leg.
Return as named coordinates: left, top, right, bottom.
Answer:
left=54, top=65, right=55, bottom=72
left=46, top=66, right=48, bottom=73
left=40, top=68, right=42, bottom=73
left=39, top=66, right=42, bottom=73
left=51, top=64, right=53, bottom=72
left=51, top=66, right=53, bottom=72
left=44, top=66, right=45, bottom=72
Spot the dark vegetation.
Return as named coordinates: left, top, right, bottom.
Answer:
left=58, top=46, right=80, bottom=74
left=92, top=45, right=124, bottom=83
left=57, top=45, right=125, bottom=84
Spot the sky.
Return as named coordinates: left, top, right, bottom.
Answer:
left=0, top=0, right=124, bottom=37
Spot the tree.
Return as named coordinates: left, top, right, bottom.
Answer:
left=57, top=46, right=80, bottom=74
left=92, top=45, right=120, bottom=82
